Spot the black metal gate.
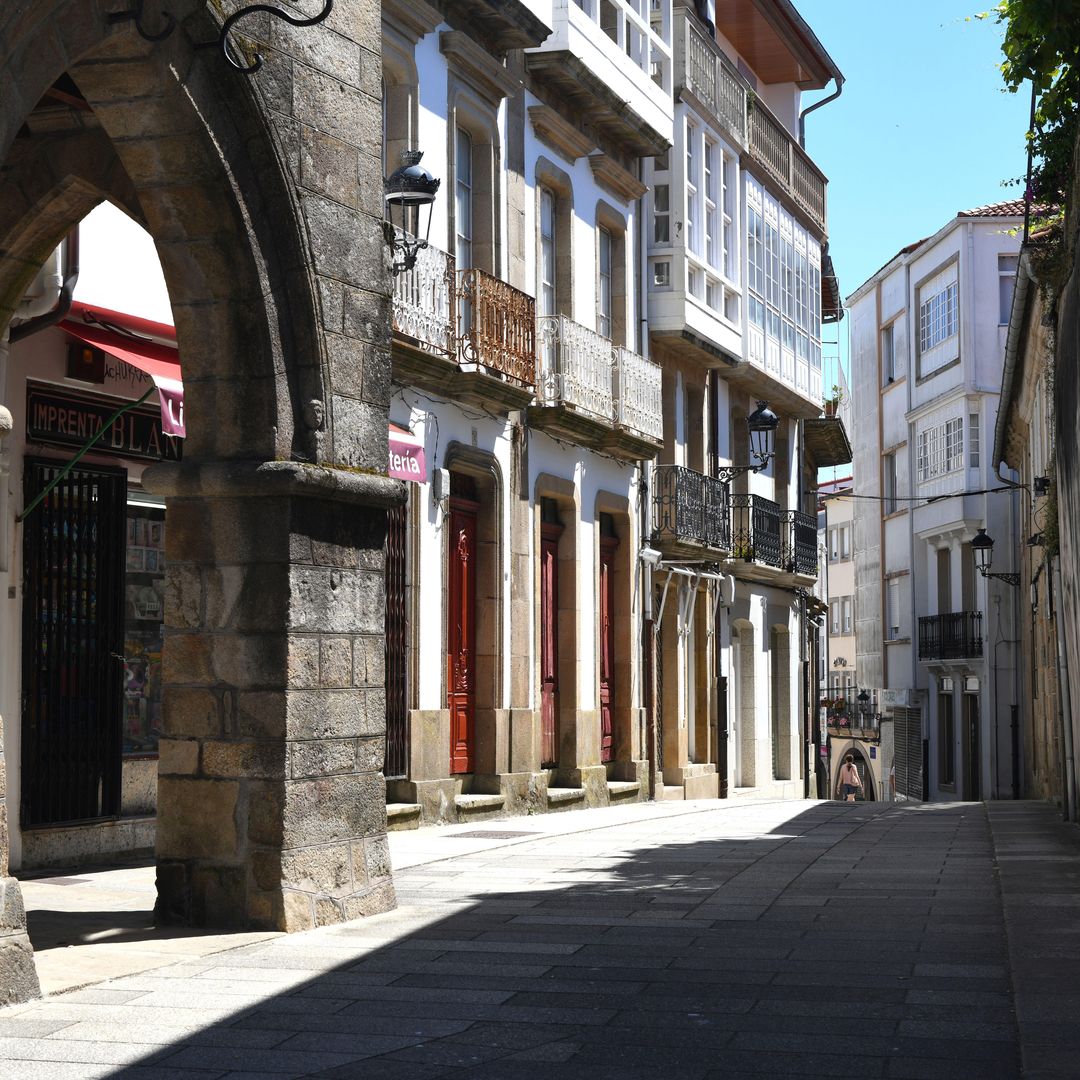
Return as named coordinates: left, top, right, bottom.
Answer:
left=21, top=460, right=127, bottom=827
left=384, top=502, right=408, bottom=780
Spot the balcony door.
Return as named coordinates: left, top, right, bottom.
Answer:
left=540, top=499, right=563, bottom=767
left=598, top=517, right=618, bottom=764
left=448, top=478, right=478, bottom=774
left=964, top=694, right=981, bottom=800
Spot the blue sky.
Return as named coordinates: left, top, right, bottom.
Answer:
left=795, top=1, right=1032, bottom=392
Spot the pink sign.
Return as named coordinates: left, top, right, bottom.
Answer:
left=388, top=424, right=426, bottom=482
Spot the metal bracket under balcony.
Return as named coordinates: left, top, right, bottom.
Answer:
left=651, top=465, right=730, bottom=556
left=918, top=612, right=984, bottom=662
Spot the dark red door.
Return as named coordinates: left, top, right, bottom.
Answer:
left=599, top=531, right=618, bottom=763
left=448, top=495, right=477, bottom=774
left=540, top=517, right=562, bottom=767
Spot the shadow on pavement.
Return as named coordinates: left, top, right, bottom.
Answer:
left=7, top=800, right=1029, bottom=1080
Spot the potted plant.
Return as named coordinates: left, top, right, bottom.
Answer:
left=822, top=385, right=845, bottom=417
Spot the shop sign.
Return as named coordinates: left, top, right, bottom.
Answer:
left=26, top=381, right=182, bottom=462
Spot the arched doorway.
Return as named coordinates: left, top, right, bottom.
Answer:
left=833, top=745, right=876, bottom=801
left=0, top=4, right=397, bottom=1003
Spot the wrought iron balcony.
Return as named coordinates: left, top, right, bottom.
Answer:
left=823, top=689, right=881, bottom=740
left=537, top=315, right=615, bottom=421
left=614, top=346, right=663, bottom=446
left=918, top=612, right=984, bottom=661
left=652, top=465, right=730, bottom=552
left=531, top=319, right=662, bottom=458
left=391, top=239, right=455, bottom=357
left=729, top=493, right=783, bottom=568
left=786, top=510, right=818, bottom=577
left=457, top=267, right=536, bottom=388
left=748, top=98, right=827, bottom=235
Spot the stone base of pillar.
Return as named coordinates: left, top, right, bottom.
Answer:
left=0, top=878, right=40, bottom=1006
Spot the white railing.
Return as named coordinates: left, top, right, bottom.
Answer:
left=392, top=240, right=455, bottom=357
left=537, top=314, right=616, bottom=421
left=680, top=11, right=746, bottom=145
left=615, top=346, right=663, bottom=443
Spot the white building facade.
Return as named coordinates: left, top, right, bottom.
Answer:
left=848, top=202, right=1024, bottom=802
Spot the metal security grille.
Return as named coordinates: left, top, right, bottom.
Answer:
left=893, top=706, right=924, bottom=800
left=384, top=503, right=408, bottom=780
left=21, top=460, right=126, bottom=827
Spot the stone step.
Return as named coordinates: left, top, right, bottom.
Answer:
left=606, top=781, right=642, bottom=801
left=454, top=793, right=506, bottom=818
left=659, top=784, right=686, bottom=801
left=546, top=787, right=586, bottom=808
left=385, top=803, right=422, bottom=831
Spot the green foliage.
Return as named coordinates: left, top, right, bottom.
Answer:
left=979, top=1, right=1080, bottom=204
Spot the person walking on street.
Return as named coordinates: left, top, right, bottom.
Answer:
left=837, top=754, right=862, bottom=802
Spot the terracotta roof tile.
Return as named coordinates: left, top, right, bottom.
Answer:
left=958, top=199, right=1027, bottom=217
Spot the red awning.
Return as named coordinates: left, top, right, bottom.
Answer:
left=60, top=318, right=184, bottom=437
left=389, top=422, right=426, bottom=482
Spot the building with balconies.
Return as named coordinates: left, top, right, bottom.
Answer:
left=848, top=201, right=1024, bottom=802
left=642, top=0, right=848, bottom=802
left=381, top=0, right=669, bottom=826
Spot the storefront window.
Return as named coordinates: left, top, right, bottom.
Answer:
left=123, top=507, right=164, bottom=754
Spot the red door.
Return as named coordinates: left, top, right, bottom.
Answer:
left=448, top=496, right=477, bottom=774
left=599, top=531, right=618, bottom=763
left=540, top=519, right=563, bottom=767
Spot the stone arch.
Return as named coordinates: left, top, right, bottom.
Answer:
left=833, top=745, right=875, bottom=801
left=0, top=2, right=399, bottom=1001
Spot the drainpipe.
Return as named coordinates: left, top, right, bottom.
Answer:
left=798, top=76, right=844, bottom=150
left=10, top=228, right=80, bottom=343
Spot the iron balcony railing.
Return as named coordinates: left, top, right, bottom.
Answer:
left=615, top=345, right=663, bottom=443
left=786, top=509, right=818, bottom=576
left=677, top=9, right=746, bottom=146
left=537, top=314, right=615, bottom=421
left=391, top=239, right=456, bottom=356
left=457, top=267, right=536, bottom=386
left=822, top=688, right=881, bottom=739
left=652, top=465, right=730, bottom=551
left=748, top=98, right=828, bottom=234
left=535, top=318, right=664, bottom=445
left=918, top=612, right=984, bottom=661
left=729, top=493, right=783, bottom=568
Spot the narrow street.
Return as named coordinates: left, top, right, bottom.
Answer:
left=1, top=798, right=1077, bottom=1079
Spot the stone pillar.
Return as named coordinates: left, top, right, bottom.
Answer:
left=0, top=386, right=38, bottom=1002
left=149, top=464, right=401, bottom=931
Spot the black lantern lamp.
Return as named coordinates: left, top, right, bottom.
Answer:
left=857, top=688, right=870, bottom=718
left=971, top=527, right=1020, bottom=587
left=717, top=400, right=779, bottom=482
left=384, top=150, right=440, bottom=274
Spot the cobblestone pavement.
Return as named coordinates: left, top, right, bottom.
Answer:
left=1, top=798, right=1078, bottom=1079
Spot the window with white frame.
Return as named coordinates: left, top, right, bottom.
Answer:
left=539, top=186, right=556, bottom=319
left=685, top=123, right=699, bottom=262
left=829, top=599, right=840, bottom=635
left=882, top=322, right=896, bottom=383
left=746, top=175, right=822, bottom=384
left=842, top=596, right=853, bottom=634
left=827, top=524, right=851, bottom=562
left=883, top=452, right=898, bottom=514
left=917, top=417, right=965, bottom=482
left=653, top=182, right=670, bottom=244
left=598, top=226, right=613, bottom=338
left=917, top=264, right=960, bottom=377
left=999, top=254, right=1019, bottom=324
left=920, top=282, right=958, bottom=353
left=886, top=578, right=902, bottom=640
left=455, top=127, right=473, bottom=270
left=969, top=411, right=980, bottom=468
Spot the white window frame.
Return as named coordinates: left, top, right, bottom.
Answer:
left=539, top=186, right=556, bottom=319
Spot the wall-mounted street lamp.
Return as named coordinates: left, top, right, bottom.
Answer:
left=857, top=688, right=870, bottom=719
left=971, top=527, right=1020, bottom=587
left=716, top=400, right=779, bottom=483
left=384, top=151, right=440, bottom=274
